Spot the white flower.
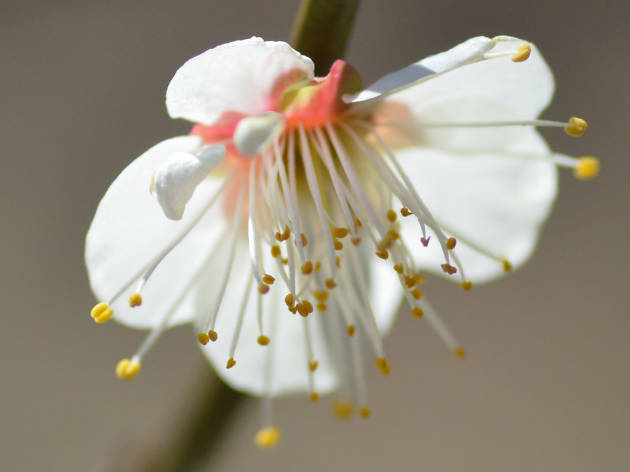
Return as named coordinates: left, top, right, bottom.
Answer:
left=85, top=36, right=598, bottom=447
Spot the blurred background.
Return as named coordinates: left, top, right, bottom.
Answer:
left=1, top=0, right=628, bottom=470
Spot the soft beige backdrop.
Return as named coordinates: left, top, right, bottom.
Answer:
left=1, top=0, right=628, bottom=470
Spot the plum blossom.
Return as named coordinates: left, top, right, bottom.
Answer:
left=85, top=36, right=598, bottom=447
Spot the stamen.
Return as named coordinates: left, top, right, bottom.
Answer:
left=227, top=273, right=255, bottom=366
left=90, top=302, right=113, bottom=324
left=115, top=357, right=141, bottom=380
left=254, top=426, right=280, bottom=449
left=551, top=154, right=600, bottom=180
left=127, top=292, right=142, bottom=307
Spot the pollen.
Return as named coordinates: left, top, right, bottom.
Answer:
left=301, top=233, right=308, bottom=246
left=281, top=225, right=291, bottom=240
left=115, top=358, right=141, bottom=380
left=441, top=263, right=457, bottom=275
left=351, top=237, right=361, bottom=246
left=386, top=209, right=397, bottom=222
left=461, top=281, right=472, bottom=291
left=262, top=274, right=275, bottom=285
left=335, top=256, right=341, bottom=268
left=574, top=156, right=600, bottom=180
left=564, top=117, right=588, bottom=137
left=226, top=357, right=236, bottom=369
left=375, top=249, right=389, bottom=260
left=334, top=239, right=343, bottom=251
left=325, top=278, right=337, bottom=289
left=308, top=360, right=319, bottom=372
left=346, top=324, right=355, bottom=336
left=333, top=401, right=354, bottom=419
left=454, top=347, right=466, bottom=359
left=421, top=236, right=430, bottom=247
left=446, top=237, right=457, bottom=250
left=400, top=207, right=412, bottom=217
left=310, top=392, right=320, bottom=403
left=128, top=292, right=142, bottom=307
left=359, top=407, right=371, bottom=419
left=411, top=288, right=423, bottom=299
left=254, top=426, right=280, bottom=449
left=412, top=307, right=424, bottom=319
left=301, top=261, right=313, bottom=274
left=197, top=332, right=210, bottom=345
left=90, top=302, right=113, bottom=324
left=270, top=245, right=281, bottom=258
left=208, top=330, right=218, bottom=342
left=354, top=217, right=362, bottom=228
left=297, top=300, right=313, bottom=317
left=502, top=258, right=512, bottom=272
left=511, top=43, right=531, bottom=62
left=258, top=284, right=270, bottom=294
left=285, top=293, right=295, bottom=309
left=257, top=335, right=270, bottom=346
left=393, top=264, right=403, bottom=274
left=333, top=227, right=349, bottom=238
left=376, top=357, right=391, bottom=376
left=316, top=303, right=327, bottom=312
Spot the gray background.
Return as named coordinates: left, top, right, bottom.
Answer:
left=1, top=0, right=628, bottom=470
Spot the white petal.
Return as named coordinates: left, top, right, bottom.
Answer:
left=396, top=130, right=557, bottom=282
left=155, top=144, right=226, bottom=220
left=351, top=36, right=495, bottom=102
left=166, top=37, right=314, bottom=125
left=198, top=247, right=338, bottom=397
left=85, top=136, right=229, bottom=329
left=233, top=112, right=286, bottom=156
left=369, top=256, right=403, bottom=335
left=384, top=38, right=553, bottom=120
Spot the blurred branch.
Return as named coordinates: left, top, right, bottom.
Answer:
left=290, top=0, right=360, bottom=75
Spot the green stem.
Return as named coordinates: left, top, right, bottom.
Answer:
left=290, top=0, right=361, bottom=75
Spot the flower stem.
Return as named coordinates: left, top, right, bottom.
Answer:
left=290, top=0, right=360, bottom=75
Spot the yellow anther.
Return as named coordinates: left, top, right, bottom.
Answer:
left=412, top=307, right=424, bottom=319
left=333, top=401, right=354, bottom=419
left=270, top=245, right=281, bottom=258
left=308, top=360, right=319, bottom=372
left=359, top=407, right=371, bottom=419
left=386, top=209, right=397, bottom=222
left=376, top=357, right=391, bottom=376
left=454, top=347, right=466, bottom=359
left=411, top=288, right=423, bottom=299
left=421, top=236, right=430, bottom=247
left=400, top=207, right=412, bottom=217
left=461, top=281, right=472, bottom=291
left=333, top=227, right=349, bottom=238
left=90, top=302, right=113, bottom=324
left=297, top=301, right=313, bottom=317
left=208, top=330, right=218, bottom=342
left=346, top=324, right=355, bottom=336
left=288, top=306, right=297, bottom=314
left=334, top=239, right=343, bottom=251
left=512, top=43, right=531, bottom=62
left=314, top=262, right=321, bottom=272
left=325, top=278, right=337, bottom=289
left=197, top=333, right=210, bottom=345
left=262, top=274, right=275, bottom=285
left=354, top=217, right=362, bottom=228
left=285, top=293, right=295, bottom=309
left=351, top=237, right=361, bottom=246
left=564, top=117, right=588, bottom=137
left=128, top=292, right=142, bottom=307
left=574, top=156, right=600, bottom=180
left=413, top=273, right=427, bottom=284
left=257, top=335, right=270, bottom=346
left=387, top=229, right=400, bottom=240
left=313, top=290, right=329, bottom=301
left=258, top=283, right=270, bottom=294
left=375, top=249, right=389, bottom=260
left=501, top=258, right=512, bottom=272
left=301, top=261, right=313, bottom=274
left=254, top=426, right=280, bottom=449
left=404, top=275, right=417, bottom=288
left=393, top=263, right=403, bottom=274
left=226, top=357, right=236, bottom=369
left=281, top=225, right=291, bottom=241
left=301, top=233, right=308, bottom=246
left=274, top=231, right=283, bottom=242
left=310, top=392, right=320, bottom=403
left=115, top=358, right=141, bottom=380
left=441, top=263, right=457, bottom=275
left=316, top=303, right=327, bottom=312
left=446, top=237, right=457, bottom=250
left=335, top=255, right=341, bottom=268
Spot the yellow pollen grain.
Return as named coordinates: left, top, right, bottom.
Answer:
left=334, top=239, right=343, bottom=251
left=336, top=256, right=341, bottom=268
left=258, top=284, right=270, bottom=294
left=376, top=357, right=391, bottom=375
left=359, top=407, right=371, bottom=419
left=274, top=231, right=283, bottom=242
left=421, top=236, right=430, bottom=247
left=333, top=227, right=349, bottom=238
left=454, top=347, right=466, bottom=359
left=565, top=117, right=588, bottom=137
left=375, top=249, right=389, bottom=260
left=282, top=258, right=288, bottom=265
left=404, top=275, right=417, bottom=288
left=226, top=357, right=236, bottom=369
left=387, top=229, right=400, bottom=240
left=314, top=262, right=321, bottom=272
left=333, top=401, right=354, bottom=420
left=262, top=274, right=275, bottom=285
left=501, top=258, right=512, bottom=272
left=302, top=300, right=313, bottom=313
left=574, top=156, right=600, bottom=180
left=270, top=245, right=281, bottom=258
left=325, top=278, right=337, bottom=289
left=354, top=217, right=363, bottom=228
left=411, top=288, right=423, bottom=300
left=512, top=43, right=531, bottom=62
left=301, top=261, right=313, bottom=274
left=393, top=264, right=403, bottom=274
left=441, top=263, right=457, bottom=275
left=446, top=237, right=457, bottom=250
left=313, top=290, right=329, bottom=301
left=288, top=306, right=297, bottom=314
left=257, top=335, right=270, bottom=346
left=316, top=303, right=327, bottom=312
left=254, top=426, right=280, bottom=449
left=386, top=209, right=397, bottom=222
left=412, top=307, right=424, bottom=319
left=400, top=207, right=412, bottom=217
left=281, top=226, right=291, bottom=241
left=461, top=281, right=472, bottom=291
left=197, top=332, right=210, bottom=345
left=128, top=292, right=142, bottom=307
left=208, top=330, right=218, bottom=342
left=285, top=293, right=295, bottom=309
left=115, top=358, right=141, bottom=380
left=351, top=237, right=361, bottom=246
left=414, top=273, right=427, bottom=284
left=346, top=324, right=355, bottom=336
left=90, top=302, right=113, bottom=324
left=308, top=360, right=319, bottom=372
left=310, top=392, right=320, bottom=403
left=301, top=233, right=308, bottom=247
